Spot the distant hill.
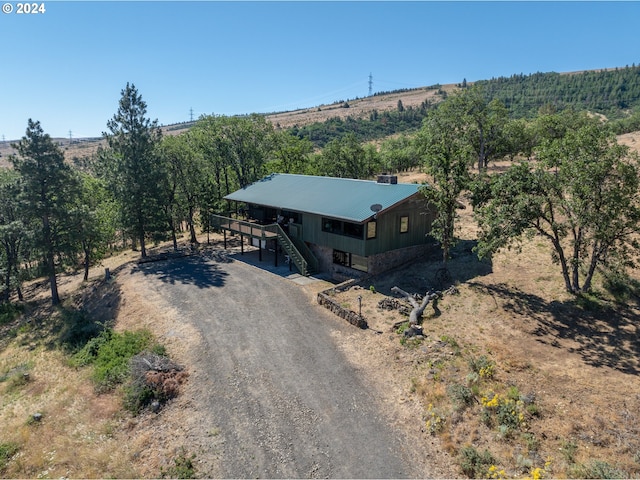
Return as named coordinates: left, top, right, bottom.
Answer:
left=3, top=65, right=640, bottom=165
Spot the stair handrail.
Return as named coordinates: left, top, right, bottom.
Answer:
left=268, top=224, right=309, bottom=276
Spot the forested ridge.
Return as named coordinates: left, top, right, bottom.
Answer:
left=289, top=65, right=640, bottom=147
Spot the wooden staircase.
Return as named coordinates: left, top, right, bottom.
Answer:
left=271, top=224, right=319, bottom=276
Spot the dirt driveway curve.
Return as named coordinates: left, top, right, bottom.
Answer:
left=132, top=251, right=441, bottom=478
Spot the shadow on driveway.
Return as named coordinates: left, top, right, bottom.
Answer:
left=134, top=254, right=229, bottom=289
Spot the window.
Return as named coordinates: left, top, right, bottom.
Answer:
left=343, top=222, right=364, bottom=239
left=322, top=218, right=364, bottom=239
left=282, top=210, right=300, bottom=224
left=333, top=250, right=368, bottom=273
left=333, top=250, right=349, bottom=266
left=351, top=254, right=368, bottom=272
left=322, top=218, right=342, bottom=234
left=367, top=221, right=377, bottom=239
left=400, top=216, right=409, bottom=233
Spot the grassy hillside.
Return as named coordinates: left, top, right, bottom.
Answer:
left=4, top=64, right=640, bottom=165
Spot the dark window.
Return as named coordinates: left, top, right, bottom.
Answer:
left=333, top=250, right=349, bottom=266
left=322, top=218, right=342, bottom=234
left=323, top=218, right=364, bottom=239
left=282, top=210, right=301, bottom=224
left=344, top=222, right=364, bottom=239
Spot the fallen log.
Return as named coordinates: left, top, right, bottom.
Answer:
left=391, top=286, right=441, bottom=325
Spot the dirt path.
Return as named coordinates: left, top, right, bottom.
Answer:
left=129, top=251, right=447, bottom=478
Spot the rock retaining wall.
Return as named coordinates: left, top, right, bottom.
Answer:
left=317, top=279, right=368, bottom=329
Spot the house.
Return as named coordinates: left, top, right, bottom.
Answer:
left=215, top=173, right=437, bottom=279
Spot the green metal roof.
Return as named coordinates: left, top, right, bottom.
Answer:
left=224, top=174, right=425, bottom=223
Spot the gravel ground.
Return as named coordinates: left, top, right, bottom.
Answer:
left=132, top=251, right=444, bottom=478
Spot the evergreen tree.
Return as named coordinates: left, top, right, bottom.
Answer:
left=102, top=83, right=165, bottom=258
left=11, top=120, right=77, bottom=305
left=0, top=169, right=30, bottom=302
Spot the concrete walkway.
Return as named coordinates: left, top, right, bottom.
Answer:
left=227, top=246, right=331, bottom=286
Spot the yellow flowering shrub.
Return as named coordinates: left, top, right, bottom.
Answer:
left=425, top=403, right=446, bottom=435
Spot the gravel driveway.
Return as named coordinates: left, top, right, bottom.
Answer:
left=134, top=251, right=424, bottom=478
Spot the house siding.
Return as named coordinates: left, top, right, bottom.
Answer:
left=365, top=196, right=435, bottom=256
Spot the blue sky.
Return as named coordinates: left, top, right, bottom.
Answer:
left=1, top=1, right=639, bottom=141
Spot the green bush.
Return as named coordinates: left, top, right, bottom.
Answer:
left=72, top=329, right=153, bottom=391
left=57, top=308, right=105, bottom=353
left=447, top=383, right=475, bottom=411
left=468, top=355, right=495, bottom=379
left=123, top=382, right=156, bottom=415
left=0, top=303, right=24, bottom=326
left=459, top=446, right=497, bottom=478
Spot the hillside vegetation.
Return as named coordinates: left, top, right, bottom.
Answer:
left=1, top=65, right=640, bottom=478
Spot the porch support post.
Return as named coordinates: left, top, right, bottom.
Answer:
left=223, top=230, right=227, bottom=250
left=259, top=235, right=263, bottom=262
left=274, top=238, right=278, bottom=267
left=240, top=233, right=244, bottom=255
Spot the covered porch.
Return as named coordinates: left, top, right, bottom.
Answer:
left=210, top=214, right=315, bottom=276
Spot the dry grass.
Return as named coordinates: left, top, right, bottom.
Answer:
left=0, top=235, right=216, bottom=478
left=329, top=170, right=640, bottom=478
left=1, top=160, right=640, bottom=477
left=0, top=344, right=136, bottom=478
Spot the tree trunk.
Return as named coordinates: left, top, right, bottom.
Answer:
left=139, top=233, right=147, bottom=258
left=83, top=247, right=90, bottom=282
left=581, top=242, right=603, bottom=293
left=188, top=205, right=199, bottom=244
left=171, top=223, right=178, bottom=251
left=43, top=214, right=60, bottom=305
left=551, top=235, right=574, bottom=294
left=571, top=227, right=583, bottom=292
left=48, top=255, right=60, bottom=306
left=391, top=286, right=441, bottom=325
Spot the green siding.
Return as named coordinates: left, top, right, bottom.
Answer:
left=299, top=195, right=434, bottom=257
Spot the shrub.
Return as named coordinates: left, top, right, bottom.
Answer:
left=57, top=307, right=104, bottom=353
left=124, top=352, right=188, bottom=414
left=481, top=393, right=527, bottom=436
left=0, top=442, right=19, bottom=472
left=459, top=445, right=497, bottom=478
left=425, top=404, right=446, bottom=434
left=0, top=303, right=23, bottom=326
left=560, top=439, right=578, bottom=464
left=575, top=460, right=627, bottom=479
left=72, top=329, right=154, bottom=391
left=160, top=447, right=196, bottom=479
left=468, top=355, right=495, bottom=379
left=447, top=383, right=475, bottom=411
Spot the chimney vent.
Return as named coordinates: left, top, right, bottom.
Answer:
left=377, top=174, right=398, bottom=184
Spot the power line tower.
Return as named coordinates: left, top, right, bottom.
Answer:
left=189, top=108, right=194, bottom=122
left=69, top=130, right=73, bottom=145
left=368, top=73, right=373, bottom=96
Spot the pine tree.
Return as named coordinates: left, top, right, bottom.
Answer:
left=102, top=83, right=165, bottom=258
left=12, top=120, right=77, bottom=305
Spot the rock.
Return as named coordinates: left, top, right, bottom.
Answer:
left=151, top=400, right=161, bottom=413
left=32, top=412, right=43, bottom=422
